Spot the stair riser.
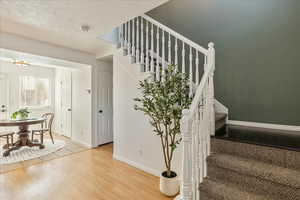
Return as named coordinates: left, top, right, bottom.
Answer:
left=211, top=138, right=300, bottom=170
left=207, top=165, right=300, bottom=200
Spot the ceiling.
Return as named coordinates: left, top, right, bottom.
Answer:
left=0, top=0, right=168, bottom=56
left=0, top=48, right=89, bottom=69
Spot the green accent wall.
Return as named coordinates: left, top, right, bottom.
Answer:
left=148, top=0, right=300, bottom=126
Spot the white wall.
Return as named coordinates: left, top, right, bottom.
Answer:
left=0, top=32, right=102, bottom=147
left=113, top=49, right=182, bottom=176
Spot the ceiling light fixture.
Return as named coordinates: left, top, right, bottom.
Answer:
left=11, top=59, right=31, bottom=67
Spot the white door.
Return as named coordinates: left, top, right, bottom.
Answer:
left=0, top=74, right=9, bottom=121
left=97, top=71, right=113, bottom=145
left=60, top=71, right=72, bottom=138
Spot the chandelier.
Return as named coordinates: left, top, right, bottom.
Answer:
left=11, top=59, right=31, bottom=67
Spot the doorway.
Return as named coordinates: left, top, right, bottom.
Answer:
left=96, top=56, right=113, bottom=146
left=55, top=69, right=72, bottom=138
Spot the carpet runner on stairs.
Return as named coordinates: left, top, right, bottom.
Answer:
left=200, top=136, right=300, bottom=200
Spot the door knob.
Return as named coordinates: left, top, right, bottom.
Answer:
left=67, top=108, right=72, bottom=111
left=99, top=110, right=103, bottom=113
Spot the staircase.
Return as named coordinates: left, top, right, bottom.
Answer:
left=117, top=14, right=300, bottom=200
left=199, top=127, right=300, bottom=200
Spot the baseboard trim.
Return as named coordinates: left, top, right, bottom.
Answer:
left=228, top=120, right=300, bottom=132
left=71, top=138, right=92, bottom=148
left=113, top=154, right=161, bottom=177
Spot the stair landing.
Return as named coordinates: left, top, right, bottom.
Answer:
left=216, top=124, right=300, bottom=152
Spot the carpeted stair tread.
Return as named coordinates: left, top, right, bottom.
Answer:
left=208, top=153, right=300, bottom=189
left=200, top=179, right=272, bottom=200
left=199, top=191, right=215, bottom=200
left=211, top=138, right=300, bottom=170
left=207, top=165, right=300, bottom=200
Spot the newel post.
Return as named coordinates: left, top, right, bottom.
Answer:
left=208, top=42, right=215, bottom=140
left=208, top=42, right=215, bottom=71
left=175, top=109, right=193, bottom=200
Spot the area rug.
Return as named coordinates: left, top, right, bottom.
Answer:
left=0, top=139, right=65, bottom=165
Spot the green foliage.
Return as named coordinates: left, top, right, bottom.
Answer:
left=134, top=64, right=192, bottom=177
left=11, top=108, right=30, bottom=120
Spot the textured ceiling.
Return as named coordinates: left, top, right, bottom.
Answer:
left=0, top=0, right=168, bottom=55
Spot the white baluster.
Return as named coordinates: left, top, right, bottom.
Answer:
left=136, top=17, right=140, bottom=63
left=195, top=51, right=199, bottom=85
left=124, top=22, right=128, bottom=55
left=150, top=23, right=154, bottom=73
left=128, top=21, right=131, bottom=55
left=199, top=97, right=204, bottom=184
left=132, top=18, right=135, bottom=59
left=141, top=18, right=144, bottom=66
left=162, top=30, right=166, bottom=79
left=182, top=42, right=185, bottom=75
left=204, top=55, right=207, bottom=71
left=175, top=38, right=178, bottom=71
left=168, top=33, right=171, bottom=64
left=146, top=21, right=150, bottom=72
left=189, top=46, right=193, bottom=97
left=119, top=25, right=123, bottom=48
left=203, top=87, right=208, bottom=178
left=156, top=27, right=160, bottom=81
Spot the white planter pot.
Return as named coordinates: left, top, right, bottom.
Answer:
left=160, top=171, right=179, bottom=197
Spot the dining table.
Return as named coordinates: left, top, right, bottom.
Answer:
left=0, top=118, right=46, bottom=157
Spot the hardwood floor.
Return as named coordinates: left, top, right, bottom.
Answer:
left=0, top=134, right=88, bottom=173
left=0, top=144, right=173, bottom=200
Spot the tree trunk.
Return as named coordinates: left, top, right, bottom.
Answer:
left=167, top=167, right=171, bottom=177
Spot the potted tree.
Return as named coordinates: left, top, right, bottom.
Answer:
left=134, top=65, right=192, bottom=196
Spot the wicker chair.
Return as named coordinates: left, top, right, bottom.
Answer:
left=0, top=131, right=15, bottom=149
left=31, top=113, right=55, bottom=144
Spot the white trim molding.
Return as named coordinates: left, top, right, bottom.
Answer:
left=113, top=154, right=161, bottom=177
left=72, top=138, right=93, bottom=148
left=228, top=120, right=300, bottom=132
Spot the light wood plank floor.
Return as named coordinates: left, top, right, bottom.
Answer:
left=0, top=144, right=173, bottom=200
left=0, top=134, right=88, bottom=173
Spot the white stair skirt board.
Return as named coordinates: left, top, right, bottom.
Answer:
left=0, top=139, right=65, bottom=165
left=228, top=120, right=300, bottom=132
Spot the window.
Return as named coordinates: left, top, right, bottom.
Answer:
left=19, top=76, right=51, bottom=108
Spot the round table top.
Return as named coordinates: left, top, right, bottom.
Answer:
left=0, top=118, right=46, bottom=127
